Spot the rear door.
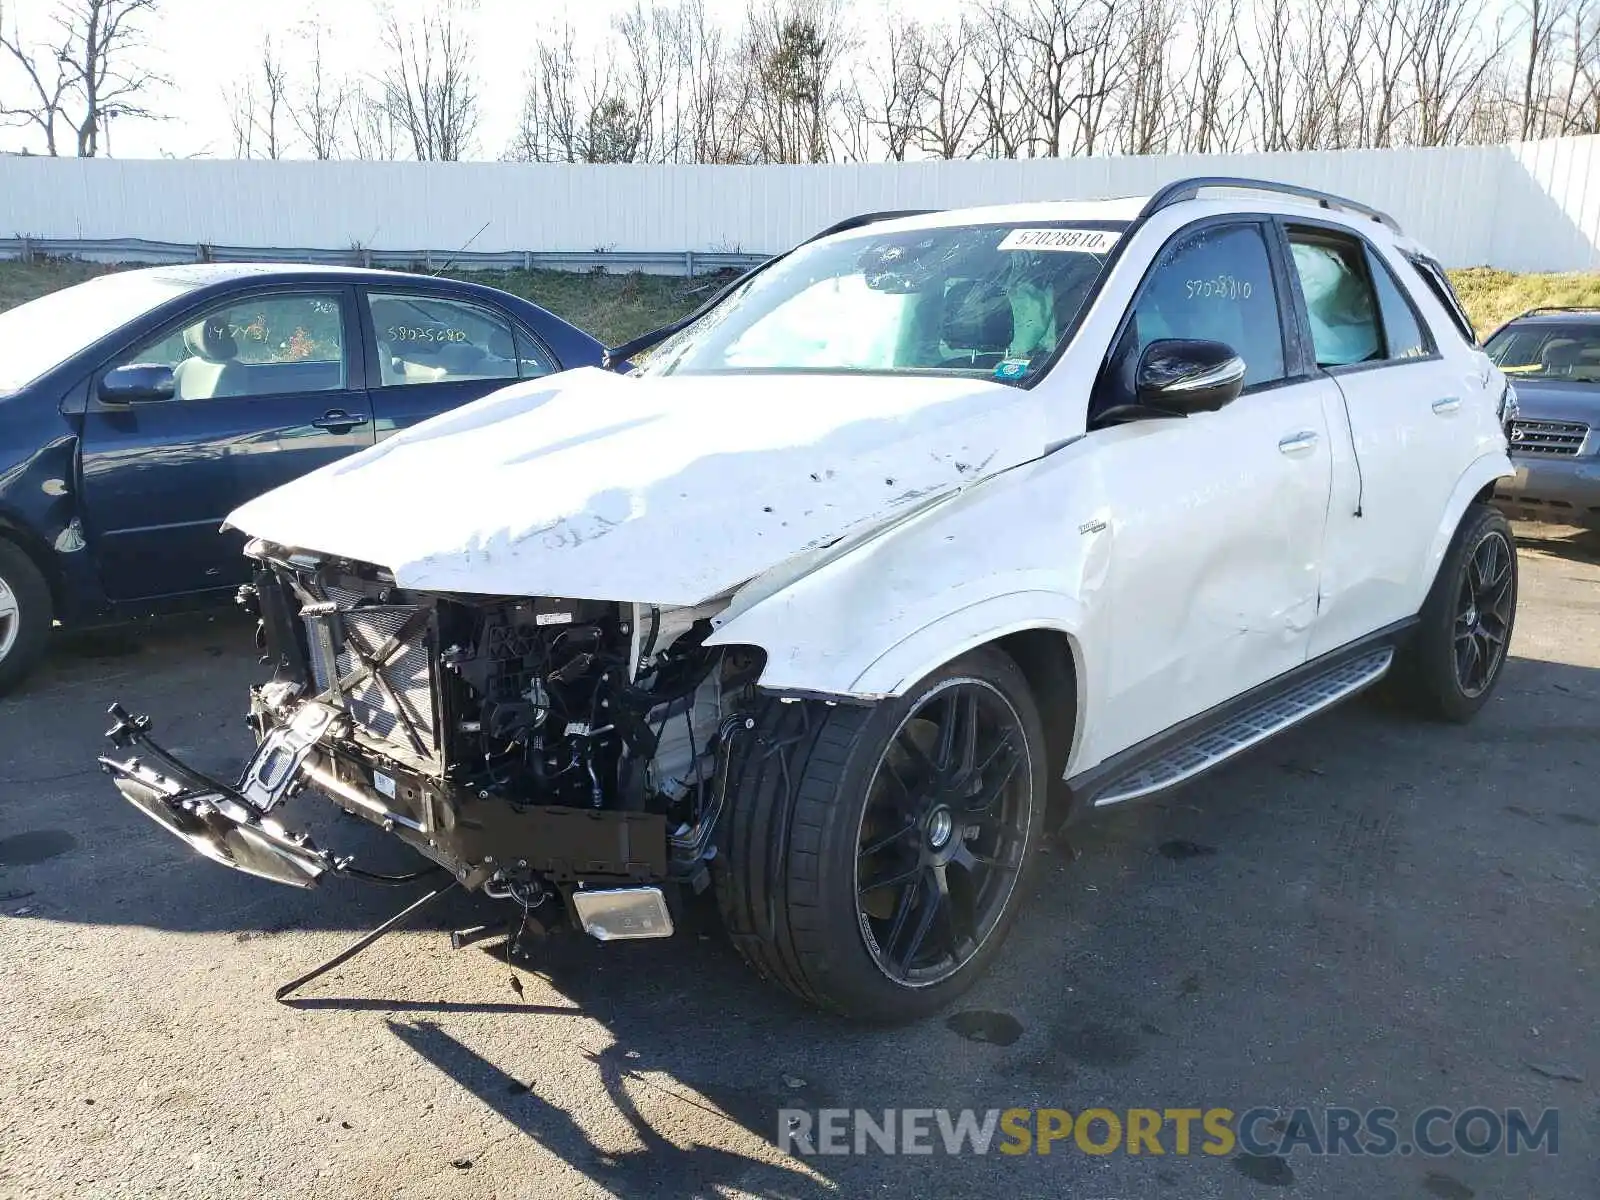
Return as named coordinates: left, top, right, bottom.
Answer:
left=1280, top=223, right=1488, bottom=656
left=80, top=286, right=373, bottom=601
left=359, top=290, right=559, bottom=439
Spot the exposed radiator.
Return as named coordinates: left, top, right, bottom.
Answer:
left=304, top=598, right=438, bottom=761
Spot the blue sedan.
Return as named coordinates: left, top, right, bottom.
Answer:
left=0, top=264, right=605, bottom=692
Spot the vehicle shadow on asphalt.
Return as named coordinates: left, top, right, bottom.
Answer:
left=1512, top=521, right=1600, bottom=565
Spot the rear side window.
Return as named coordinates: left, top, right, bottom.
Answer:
left=1288, top=236, right=1381, bottom=367
left=1367, top=253, right=1433, bottom=360
left=1287, top=228, right=1436, bottom=368
left=366, top=293, right=553, bottom=387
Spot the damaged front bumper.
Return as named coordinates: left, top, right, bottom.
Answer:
left=99, top=697, right=674, bottom=902
left=98, top=701, right=415, bottom=889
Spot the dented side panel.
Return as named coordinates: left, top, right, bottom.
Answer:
left=710, top=374, right=1340, bottom=776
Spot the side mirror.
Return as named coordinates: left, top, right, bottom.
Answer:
left=1135, top=338, right=1246, bottom=415
left=99, top=363, right=175, bottom=405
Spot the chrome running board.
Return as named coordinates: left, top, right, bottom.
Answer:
left=1092, top=647, right=1395, bottom=807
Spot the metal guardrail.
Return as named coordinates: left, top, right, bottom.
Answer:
left=0, top=236, right=771, bottom=277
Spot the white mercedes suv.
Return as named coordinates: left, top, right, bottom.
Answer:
left=103, top=178, right=1517, bottom=1022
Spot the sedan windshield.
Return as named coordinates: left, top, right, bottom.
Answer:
left=0, top=270, right=200, bottom=393
left=1486, top=320, right=1600, bottom=381
left=641, top=221, right=1125, bottom=386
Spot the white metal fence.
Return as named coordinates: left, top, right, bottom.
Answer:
left=4, top=135, right=1600, bottom=272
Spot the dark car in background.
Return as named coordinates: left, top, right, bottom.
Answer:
left=1485, top=307, right=1600, bottom=529
left=0, top=264, right=604, bottom=693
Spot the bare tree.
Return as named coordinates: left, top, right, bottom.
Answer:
left=375, top=0, right=481, bottom=161
left=0, top=0, right=163, bottom=156
left=351, top=83, right=403, bottom=160
left=742, top=0, right=851, bottom=163
left=225, top=78, right=255, bottom=157
left=290, top=21, right=346, bottom=159
left=843, top=9, right=923, bottom=160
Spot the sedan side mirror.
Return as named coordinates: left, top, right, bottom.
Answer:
left=1135, top=338, right=1246, bottom=415
left=99, top=363, right=176, bottom=405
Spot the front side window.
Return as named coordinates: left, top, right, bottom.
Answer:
left=367, top=294, right=548, bottom=386
left=1123, top=223, right=1287, bottom=388
left=641, top=221, right=1125, bottom=387
left=1486, top=321, right=1600, bottom=381
left=116, top=292, right=347, bottom=401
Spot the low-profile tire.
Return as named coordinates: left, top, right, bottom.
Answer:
left=714, top=646, right=1048, bottom=1022
left=1395, top=503, right=1517, bottom=722
left=0, top=539, right=51, bottom=697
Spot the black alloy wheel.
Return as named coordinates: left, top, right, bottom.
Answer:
left=1453, top=526, right=1515, bottom=698
left=855, top=678, right=1035, bottom=986
left=1395, top=502, right=1518, bottom=722
left=715, top=646, right=1048, bottom=1021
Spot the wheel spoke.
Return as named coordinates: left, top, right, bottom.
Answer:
left=882, top=873, right=924, bottom=961
left=1456, top=635, right=1480, bottom=686
left=894, top=727, right=938, bottom=786
left=0, top=583, right=16, bottom=622
left=963, top=746, right=1020, bottom=813
left=898, top=865, right=947, bottom=973
left=951, top=840, right=1008, bottom=873
left=858, top=820, right=916, bottom=859
left=934, top=691, right=960, bottom=773
left=859, top=864, right=921, bottom=896
left=956, top=691, right=980, bottom=780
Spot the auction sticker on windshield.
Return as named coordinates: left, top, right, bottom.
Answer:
left=998, top=228, right=1120, bottom=253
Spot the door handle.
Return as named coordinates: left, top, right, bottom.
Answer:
left=1431, top=396, right=1462, bottom=414
left=1278, top=430, right=1320, bottom=456
left=312, top=410, right=370, bottom=433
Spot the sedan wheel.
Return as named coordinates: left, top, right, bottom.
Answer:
left=0, top=540, right=52, bottom=696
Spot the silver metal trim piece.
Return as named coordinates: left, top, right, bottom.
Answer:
left=571, top=887, right=675, bottom=941
left=1164, top=356, right=1247, bottom=393
left=1093, top=647, right=1394, bottom=807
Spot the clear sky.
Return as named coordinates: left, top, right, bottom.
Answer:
left=0, top=0, right=945, bottom=160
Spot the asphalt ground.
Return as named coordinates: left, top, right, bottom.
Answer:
left=1, top=523, right=1596, bottom=1200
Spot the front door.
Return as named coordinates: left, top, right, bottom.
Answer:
left=80, top=286, right=373, bottom=601
left=1087, top=219, right=1337, bottom=759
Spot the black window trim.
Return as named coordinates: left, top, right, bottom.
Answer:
left=1278, top=217, right=1445, bottom=379
left=357, top=286, right=560, bottom=390
left=1090, top=213, right=1306, bottom=423
left=1403, top=252, right=1476, bottom=346
left=90, top=282, right=365, bottom=410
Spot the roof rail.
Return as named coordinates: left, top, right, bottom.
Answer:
left=1141, top=176, right=1402, bottom=234
left=1518, top=306, right=1600, bottom=317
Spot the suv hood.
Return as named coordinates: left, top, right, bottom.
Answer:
left=1507, top=379, right=1600, bottom=425
left=226, top=366, right=1044, bottom=606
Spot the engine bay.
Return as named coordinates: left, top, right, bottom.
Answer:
left=242, top=544, right=762, bottom=899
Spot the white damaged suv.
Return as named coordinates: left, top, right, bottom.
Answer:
left=102, top=178, right=1517, bottom=1021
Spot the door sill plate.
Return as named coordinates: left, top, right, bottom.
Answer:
left=1093, top=647, right=1394, bottom=807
